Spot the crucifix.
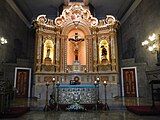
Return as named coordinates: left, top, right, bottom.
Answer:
left=69, top=33, right=84, bottom=61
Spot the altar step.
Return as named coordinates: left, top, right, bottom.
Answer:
left=30, top=104, right=127, bottom=111
left=100, top=99, right=127, bottom=111
left=108, top=105, right=127, bottom=111
left=21, top=98, right=127, bottom=111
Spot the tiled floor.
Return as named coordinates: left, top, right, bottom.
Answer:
left=7, top=97, right=160, bottom=120
left=5, top=110, right=160, bottom=120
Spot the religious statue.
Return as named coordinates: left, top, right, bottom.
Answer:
left=44, top=47, right=52, bottom=65
left=74, top=43, right=79, bottom=60
left=101, top=45, right=107, bottom=60
left=69, top=33, right=84, bottom=61
left=46, top=48, right=50, bottom=58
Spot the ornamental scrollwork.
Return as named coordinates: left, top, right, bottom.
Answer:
left=36, top=15, right=55, bottom=27
left=55, top=4, right=98, bottom=27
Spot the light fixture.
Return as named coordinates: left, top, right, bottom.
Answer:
left=142, top=33, right=159, bottom=52
left=142, top=33, right=160, bottom=65
left=148, top=33, right=156, bottom=41
left=0, top=37, right=7, bottom=45
left=0, top=37, right=7, bottom=63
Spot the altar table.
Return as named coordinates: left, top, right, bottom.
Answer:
left=57, top=84, right=97, bottom=104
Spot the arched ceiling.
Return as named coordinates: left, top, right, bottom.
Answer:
left=13, top=0, right=135, bottom=23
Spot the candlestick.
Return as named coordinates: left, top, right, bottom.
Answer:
left=44, top=81, right=50, bottom=111
left=56, top=80, right=60, bottom=111
left=103, top=81, right=109, bottom=110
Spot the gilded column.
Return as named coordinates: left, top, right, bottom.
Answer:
left=36, top=32, right=43, bottom=72
left=114, top=31, right=119, bottom=71
left=64, top=35, right=68, bottom=72
left=56, top=34, right=61, bottom=72
left=60, top=36, right=65, bottom=72
left=110, top=30, right=117, bottom=71
left=93, top=35, right=97, bottom=72
left=88, top=37, right=93, bottom=72
left=51, top=34, right=56, bottom=64
left=86, top=36, right=89, bottom=72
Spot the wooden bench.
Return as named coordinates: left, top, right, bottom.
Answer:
left=146, top=69, right=160, bottom=107
left=149, top=80, right=160, bottom=107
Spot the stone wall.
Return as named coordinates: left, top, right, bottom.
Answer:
left=120, top=0, right=160, bottom=97
left=0, top=1, right=34, bottom=96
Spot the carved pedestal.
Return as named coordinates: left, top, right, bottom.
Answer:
left=44, top=57, right=52, bottom=65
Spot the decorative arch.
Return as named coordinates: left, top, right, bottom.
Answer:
left=61, top=21, right=91, bottom=35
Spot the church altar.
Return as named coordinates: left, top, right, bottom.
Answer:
left=33, top=1, right=120, bottom=107
left=58, top=84, right=97, bottom=104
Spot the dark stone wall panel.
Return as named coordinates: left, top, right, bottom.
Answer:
left=120, top=0, right=160, bottom=98
left=0, top=1, right=34, bottom=90
left=0, top=0, right=34, bottom=63
left=121, top=0, right=160, bottom=66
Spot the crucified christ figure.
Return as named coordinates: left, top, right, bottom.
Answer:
left=69, top=33, right=84, bottom=61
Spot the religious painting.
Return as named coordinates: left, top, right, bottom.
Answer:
left=122, top=37, right=136, bottom=59
left=14, top=67, right=31, bottom=98
left=121, top=67, right=139, bottom=97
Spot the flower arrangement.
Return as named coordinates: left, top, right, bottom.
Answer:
left=66, top=103, right=86, bottom=112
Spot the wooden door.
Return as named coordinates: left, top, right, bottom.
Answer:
left=123, top=68, right=137, bottom=97
left=16, top=69, right=29, bottom=98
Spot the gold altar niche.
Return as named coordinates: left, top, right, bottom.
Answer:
left=33, top=2, right=120, bottom=99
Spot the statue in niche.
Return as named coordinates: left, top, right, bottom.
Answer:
left=101, top=45, right=107, bottom=60
left=69, top=33, right=84, bottom=61
left=44, top=47, right=52, bottom=65
left=46, top=48, right=51, bottom=58
left=100, top=45, right=109, bottom=65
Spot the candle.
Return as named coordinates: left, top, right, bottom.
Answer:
left=94, top=80, right=97, bottom=84
left=52, top=77, right=55, bottom=82
left=57, top=80, right=60, bottom=84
